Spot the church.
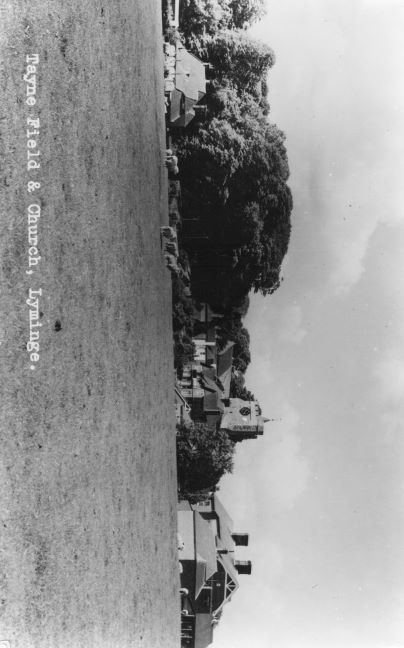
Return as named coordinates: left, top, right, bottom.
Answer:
left=220, top=397, right=271, bottom=442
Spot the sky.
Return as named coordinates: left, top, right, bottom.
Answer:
left=214, top=1, right=404, bottom=647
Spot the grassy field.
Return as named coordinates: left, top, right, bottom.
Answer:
left=0, top=2, right=179, bottom=647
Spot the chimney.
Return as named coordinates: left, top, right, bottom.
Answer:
left=231, top=533, right=249, bottom=547
left=234, top=560, right=252, bottom=575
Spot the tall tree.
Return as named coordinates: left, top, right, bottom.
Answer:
left=205, top=30, right=276, bottom=96
left=179, top=0, right=232, bottom=53
left=176, top=93, right=292, bottom=299
left=228, top=0, right=267, bottom=29
left=179, top=0, right=267, bottom=52
left=176, top=422, right=235, bottom=493
left=230, top=372, right=255, bottom=401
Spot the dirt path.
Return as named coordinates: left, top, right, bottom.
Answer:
left=0, top=2, right=179, bottom=647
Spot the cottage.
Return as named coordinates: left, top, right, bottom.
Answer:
left=178, top=496, right=252, bottom=648
left=168, top=41, right=207, bottom=128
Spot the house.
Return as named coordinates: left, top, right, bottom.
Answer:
left=178, top=338, right=234, bottom=428
left=192, top=303, right=223, bottom=366
left=178, top=496, right=252, bottom=648
left=168, top=41, right=207, bottom=128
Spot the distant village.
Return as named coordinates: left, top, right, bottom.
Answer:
left=161, top=1, right=292, bottom=646
left=162, top=9, right=269, bottom=648
left=175, top=302, right=269, bottom=442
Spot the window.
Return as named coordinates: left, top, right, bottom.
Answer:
left=239, top=407, right=250, bottom=417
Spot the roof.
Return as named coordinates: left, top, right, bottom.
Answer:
left=201, top=374, right=219, bottom=394
left=218, top=553, right=240, bottom=588
left=195, top=513, right=218, bottom=591
left=194, top=613, right=214, bottom=648
left=169, top=88, right=197, bottom=127
left=193, top=304, right=224, bottom=324
left=175, top=41, right=206, bottom=101
left=178, top=509, right=218, bottom=599
left=201, top=368, right=225, bottom=413
left=204, top=390, right=225, bottom=413
left=193, top=304, right=207, bottom=322
left=212, top=495, right=235, bottom=550
left=202, top=366, right=216, bottom=381
left=213, top=554, right=240, bottom=616
left=216, top=341, right=234, bottom=400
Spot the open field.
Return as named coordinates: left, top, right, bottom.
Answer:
left=0, top=1, right=179, bottom=647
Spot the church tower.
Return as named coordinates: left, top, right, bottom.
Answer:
left=220, top=398, right=270, bottom=442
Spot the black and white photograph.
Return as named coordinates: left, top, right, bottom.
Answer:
left=0, top=1, right=403, bottom=647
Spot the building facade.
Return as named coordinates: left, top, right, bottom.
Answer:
left=178, top=496, right=252, bottom=648
left=220, top=398, right=270, bottom=442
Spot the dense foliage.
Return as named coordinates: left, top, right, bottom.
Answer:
left=172, top=6, right=292, bottom=310
left=177, top=422, right=235, bottom=493
left=230, top=372, right=255, bottom=401
left=179, top=0, right=267, bottom=53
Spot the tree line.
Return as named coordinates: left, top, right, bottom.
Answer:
left=172, top=0, right=293, bottom=406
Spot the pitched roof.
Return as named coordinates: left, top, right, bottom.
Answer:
left=204, top=390, right=225, bottom=414
left=216, top=341, right=234, bottom=399
left=201, top=374, right=219, bottom=394
left=193, top=304, right=224, bottom=323
left=195, top=513, right=218, bottom=597
left=178, top=509, right=218, bottom=599
left=212, top=495, right=235, bottom=550
left=194, top=613, right=214, bottom=648
left=201, top=368, right=225, bottom=413
left=175, top=41, right=206, bottom=101
left=218, top=553, right=240, bottom=593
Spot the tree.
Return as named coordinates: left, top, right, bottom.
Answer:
left=232, top=326, right=251, bottom=372
left=175, top=102, right=292, bottom=300
left=179, top=0, right=267, bottom=52
left=230, top=372, right=255, bottom=401
left=228, top=0, right=267, bottom=29
left=179, top=0, right=232, bottom=53
left=205, top=31, right=276, bottom=96
left=172, top=0, right=293, bottom=304
left=176, top=422, right=235, bottom=493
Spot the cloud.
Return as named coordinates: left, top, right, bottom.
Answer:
left=279, top=304, right=307, bottom=345
left=257, top=403, right=311, bottom=510
left=328, top=211, right=380, bottom=294
left=374, top=353, right=404, bottom=405
left=272, top=0, right=404, bottom=296
left=373, top=352, right=404, bottom=445
left=264, top=430, right=310, bottom=509
left=326, top=163, right=404, bottom=295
